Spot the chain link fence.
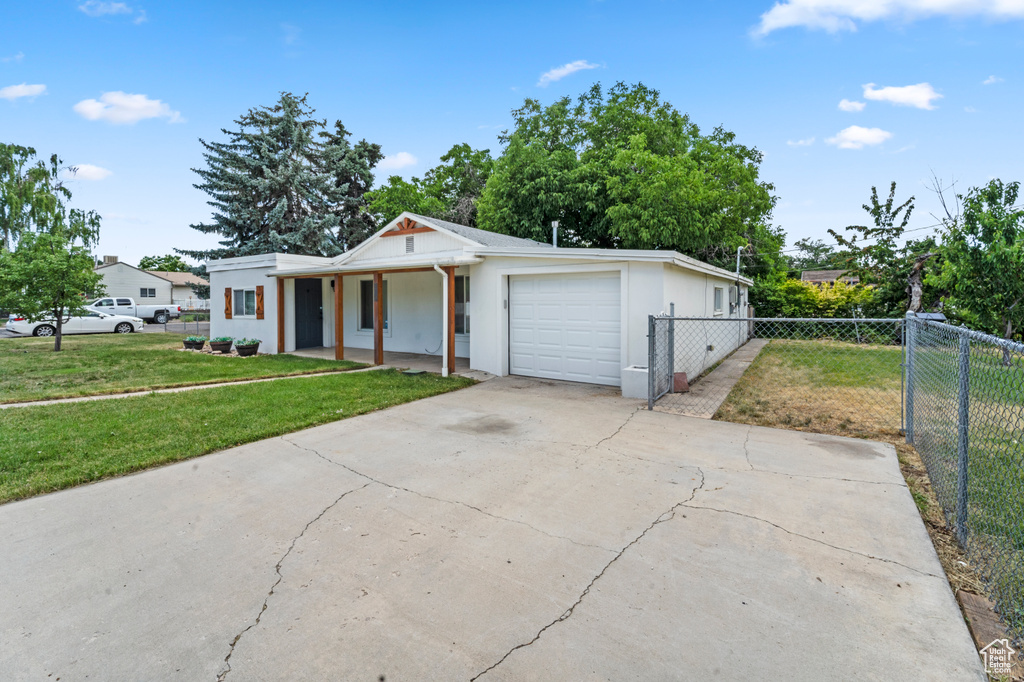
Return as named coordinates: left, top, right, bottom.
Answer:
left=145, top=311, right=210, bottom=336
left=906, top=315, right=1024, bottom=646
left=648, top=316, right=905, bottom=432
left=648, top=313, right=1024, bottom=648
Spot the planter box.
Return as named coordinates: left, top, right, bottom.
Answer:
left=210, top=341, right=233, bottom=354
left=235, top=343, right=259, bottom=357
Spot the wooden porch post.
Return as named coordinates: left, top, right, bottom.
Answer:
left=334, top=274, right=344, bottom=361
left=373, top=271, right=384, bottom=365
left=444, top=266, right=456, bottom=372
left=276, top=277, right=285, bottom=354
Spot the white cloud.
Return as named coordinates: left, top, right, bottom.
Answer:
left=826, top=125, right=893, bottom=149
left=378, top=152, right=417, bottom=170
left=1, top=52, right=24, bottom=63
left=838, top=98, right=865, bottom=112
left=537, top=60, right=600, bottom=87
left=787, top=137, right=815, bottom=146
left=754, top=0, right=1024, bottom=35
left=964, top=106, right=978, bottom=113
left=68, top=164, right=113, bottom=181
left=281, top=23, right=301, bottom=45
left=73, top=91, right=182, bottom=124
left=983, top=75, right=1003, bottom=85
left=78, top=1, right=133, bottom=17
left=0, top=83, right=46, bottom=100
left=133, top=9, right=147, bottom=24
left=862, top=82, right=942, bottom=109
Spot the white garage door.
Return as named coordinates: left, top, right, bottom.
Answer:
left=509, top=272, right=622, bottom=386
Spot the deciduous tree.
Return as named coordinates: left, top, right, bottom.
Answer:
left=138, top=254, right=191, bottom=272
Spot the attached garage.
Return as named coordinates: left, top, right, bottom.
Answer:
left=509, top=272, right=622, bottom=386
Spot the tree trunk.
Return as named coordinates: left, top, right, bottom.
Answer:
left=906, top=252, right=935, bottom=313
left=54, top=318, right=63, bottom=352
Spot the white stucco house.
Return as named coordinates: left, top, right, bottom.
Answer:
left=207, top=212, right=751, bottom=397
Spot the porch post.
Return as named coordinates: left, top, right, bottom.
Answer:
left=373, top=271, right=384, bottom=365
left=334, top=274, right=344, bottom=361
left=276, top=277, right=285, bottom=354
left=444, top=266, right=456, bottom=374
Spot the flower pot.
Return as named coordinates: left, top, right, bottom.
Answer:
left=210, top=341, right=233, bottom=354
left=183, top=340, right=205, bottom=351
left=235, top=343, right=259, bottom=357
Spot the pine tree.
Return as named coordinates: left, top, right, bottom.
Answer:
left=179, top=93, right=381, bottom=260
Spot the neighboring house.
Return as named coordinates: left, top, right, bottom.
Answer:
left=94, top=258, right=210, bottom=309
left=207, top=212, right=751, bottom=397
left=144, top=270, right=209, bottom=309
left=800, top=269, right=860, bottom=286
left=94, top=259, right=174, bottom=304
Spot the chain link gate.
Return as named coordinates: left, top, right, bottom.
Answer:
left=647, top=312, right=1024, bottom=648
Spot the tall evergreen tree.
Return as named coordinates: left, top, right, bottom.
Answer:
left=179, top=93, right=381, bottom=260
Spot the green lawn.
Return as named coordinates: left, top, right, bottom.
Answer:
left=0, top=369, right=474, bottom=503
left=0, top=333, right=363, bottom=403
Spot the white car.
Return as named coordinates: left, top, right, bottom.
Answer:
left=5, top=311, right=144, bottom=336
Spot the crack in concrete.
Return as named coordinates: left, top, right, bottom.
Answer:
left=280, top=437, right=614, bottom=554
left=680, top=504, right=943, bottom=579
left=215, top=481, right=372, bottom=681
left=593, top=406, right=643, bottom=449
left=468, top=467, right=706, bottom=681
left=742, top=425, right=754, bottom=471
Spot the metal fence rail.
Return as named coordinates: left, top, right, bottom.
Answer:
left=649, top=316, right=905, bottom=432
left=906, top=315, right=1024, bottom=644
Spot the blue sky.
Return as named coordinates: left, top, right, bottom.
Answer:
left=2, top=0, right=1022, bottom=267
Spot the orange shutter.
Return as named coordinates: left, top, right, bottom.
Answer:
left=224, top=288, right=232, bottom=319
left=255, top=286, right=264, bottom=320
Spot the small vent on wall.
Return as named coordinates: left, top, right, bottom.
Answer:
left=405, top=235, right=414, bottom=253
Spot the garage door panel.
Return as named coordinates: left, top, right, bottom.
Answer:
left=509, top=272, right=621, bottom=387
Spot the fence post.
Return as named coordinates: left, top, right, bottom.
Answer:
left=904, top=312, right=916, bottom=444
left=955, top=333, right=970, bottom=544
left=668, top=303, right=675, bottom=393
left=647, top=315, right=655, bottom=411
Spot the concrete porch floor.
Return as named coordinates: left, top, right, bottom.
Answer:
left=290, top=346, right=471, bottom=373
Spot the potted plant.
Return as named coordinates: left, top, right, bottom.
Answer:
left=183, top=335, right=207, bottom=351
left=210, top=336, right=234, bottom=354
left=235, top=338, right=261, bottom=357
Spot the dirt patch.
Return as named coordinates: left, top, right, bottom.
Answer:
left=447, top=415, right=517, bottom=435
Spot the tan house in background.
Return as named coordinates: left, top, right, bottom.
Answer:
left=800, top=269, right=860, bottom=286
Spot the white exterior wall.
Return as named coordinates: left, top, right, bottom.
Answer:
left=339, top=268, right=470, bottom=358
left=96, top=264, right=172, bottom=304
left=352, top=231, right=467, bottom=261
left=662, top=265, right=750, bottom=380
left=209, top=263, right=281, bottom=353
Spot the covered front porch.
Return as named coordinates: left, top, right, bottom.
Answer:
left=272, top=261, right=473, bottom=377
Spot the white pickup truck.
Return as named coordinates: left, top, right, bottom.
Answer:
left=87, top=297, right=182, bottom=324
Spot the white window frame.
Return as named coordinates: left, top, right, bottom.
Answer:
left=713, top=286, right=725, bottom=316
left=233, top=288, right=257, bottom=318
left=356, top=278, right=391, bottom=337
left=139, top=288, right=156, bottom=298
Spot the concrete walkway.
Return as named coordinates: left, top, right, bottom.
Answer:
left=0, top=377, right=984, bottom=680
left=656, top=338, right=768, bottom=418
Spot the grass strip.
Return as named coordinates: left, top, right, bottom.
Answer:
left=0, top=333, right=364, bottom=404
left=0, top=369, right=473, bottom=504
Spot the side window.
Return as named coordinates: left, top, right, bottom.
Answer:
left=117, top=298, right=132, bottom=306
left=139, top=288, right=148, bottom=298
left=358, top=279, right=388, bottom=330
left=455, top=275, right=470, bottom=334
left=713, top=287, right=724, bottom=314
left=243, top=289, right=256, bottom=316
left=95, top=298, right=113, bottom=307
left=233, top=289, right=245, bottom=317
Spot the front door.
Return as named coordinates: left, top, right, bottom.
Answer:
left=294, top=279, right=323, bottom=349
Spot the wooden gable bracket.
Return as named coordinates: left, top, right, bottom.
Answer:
left=380, top=216, right=435, bottom=237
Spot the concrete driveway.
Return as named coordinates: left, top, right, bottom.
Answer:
left=0, top=377, right=984, bottom=681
